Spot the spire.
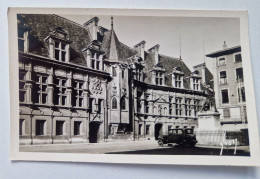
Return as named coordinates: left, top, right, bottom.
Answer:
left=179, top=34, right=182, bottom=59
left=111, top=16, right=114, bottom=30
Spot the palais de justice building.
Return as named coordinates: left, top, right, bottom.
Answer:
left=18, top=14, right=212, bottom=145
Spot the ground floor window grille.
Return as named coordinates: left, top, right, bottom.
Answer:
left=74, top=121, right=82, bottom=135
left=36, top=120, right=46, bottom=136
left=56, top=121, right=65, bottom=135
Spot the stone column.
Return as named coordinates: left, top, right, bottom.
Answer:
left=66, top=71, right=73, bottom=107
left=25, top=63, right=32, bottom=103
left=65, top=44, right=70, bottom=63
left=47, top=67, right=54, bottom=105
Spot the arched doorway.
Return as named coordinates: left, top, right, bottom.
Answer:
left=89, top=122, right=101, bottom=143
left=154, top=123, right=163, bottom=140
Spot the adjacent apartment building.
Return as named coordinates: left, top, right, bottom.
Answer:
left=206, top=42, right=247, bottom=132
left=18, top=14, right=212, bottom=145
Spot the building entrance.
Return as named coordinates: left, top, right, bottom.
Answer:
left=154, top=123, right=163, bottom=140
left=89, top=122, right=100, bottom=143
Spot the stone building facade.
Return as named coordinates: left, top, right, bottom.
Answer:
left=18, top=14, right=212, bottom=145
left=206, top=42, right=247, bottom=131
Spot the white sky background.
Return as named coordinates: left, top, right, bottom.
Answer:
left=60, top=14, right=240, bottom=72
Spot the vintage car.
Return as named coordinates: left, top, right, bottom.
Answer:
left=158, top=128, right=197, bottom=147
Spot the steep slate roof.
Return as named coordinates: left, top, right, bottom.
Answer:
left=101, top=29, right=137, bottom=63
left=157, top=55, right=191, bottom=89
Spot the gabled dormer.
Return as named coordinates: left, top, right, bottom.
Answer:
left=45, top=27, right=71, bottom=62
left=82, top=40, right=104, bottom=70
left=187, top=70, right=202, bottom=91
left=172, top=67, right=184, bottom=88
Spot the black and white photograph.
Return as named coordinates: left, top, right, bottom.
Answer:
left=8, top=8, right=260, bottom=166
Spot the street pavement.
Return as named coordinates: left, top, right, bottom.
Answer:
left=20, top=140, right=250, bottom=156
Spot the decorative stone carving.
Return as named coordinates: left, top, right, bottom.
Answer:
left=90, top=78, right=103, bottom=94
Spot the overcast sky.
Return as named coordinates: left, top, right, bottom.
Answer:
left=60, top=14, right=240, bottom=72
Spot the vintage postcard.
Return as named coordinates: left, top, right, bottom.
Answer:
left=9, top=8, right=260, bottom=166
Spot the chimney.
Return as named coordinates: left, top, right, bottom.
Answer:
left=134, top=40, right=146, bottom=60
left=148, top=44, right=160, bottom=64
left=83, top=17, right=99, bottom=41
left=223, top=41, right=227, bottom=50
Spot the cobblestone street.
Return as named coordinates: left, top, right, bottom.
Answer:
left=20, top=140, right=250, bottom=156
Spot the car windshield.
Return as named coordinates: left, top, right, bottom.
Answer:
left=185, top=129, right=193, bottom=134
left=170, top=129, right=183, bottom=135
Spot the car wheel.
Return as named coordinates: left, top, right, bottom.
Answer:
left=158, top=139, right=164, bottom=147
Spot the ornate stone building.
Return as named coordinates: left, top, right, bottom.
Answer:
left=18, top=14, right=212, bottom=144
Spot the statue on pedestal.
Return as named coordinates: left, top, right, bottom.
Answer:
left=200, top=80, right=217, bottom=112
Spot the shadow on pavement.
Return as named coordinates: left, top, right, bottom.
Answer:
left=106, top=146, right=250, bottom=156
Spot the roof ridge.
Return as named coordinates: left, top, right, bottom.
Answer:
left=159, top=54, right=180, bottom=60
left=51, top=14, right=86, bottom=29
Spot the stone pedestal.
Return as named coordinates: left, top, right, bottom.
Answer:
left=196, top=111, right=223, bottom=146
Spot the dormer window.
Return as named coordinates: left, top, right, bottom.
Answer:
left=156, top=72, right=163, bottom=85
left=18, top=27, right=29, bottom=53
left=172, top=67, right=184, bottom=88
left=54, top=41, right=67, bottom=62
left=45, top=27, right=71, bottom=62
left=175, top=75, right=182, bottom=88
left=193, top=78, right=200, bottom=90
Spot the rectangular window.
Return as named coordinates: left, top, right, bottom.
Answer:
left=219, top=71, right=227, bottom=85
left=56, top=121, right=65, bottom=135
left=92, top=59, right=95, bottom=69
left=89, top=98, right=94, bottom=113
left=18, top=30, right=27, bottom=52
left=236, top=68, right=244, bottom=82
left=168, top=125, right=172, bottom=133
left=175, top=75, right=182, bottom=88
left=221, top=89, right=229, bottom=104
left=74, top=81, right=84, bottom=107
left=194, top=100, right=200, bottom=116
left=54, top=41, right=67, bottom=61
left=36, top=120, right=45, bottom=136
left=155, top=72, right=163, bottom=85
left=96, top=61, right=100, bottom=70
left=138, top=124, right=142, bottom=135
left=176, top=98, right=182, bottom=116
left=235, top=54, right=242, bottom=63
left=74, top=121, right=82, bottom=135
left=193, top=78, right=199, bottom=90
left=219, top=57, right=226, bottom=66
left=19, top=71, right=26, bottom=102
left=146, top=125, right=150, bottom=135
left=35, top=74, right=48, bottom=104
left=185, top=99, right=191, bottom=116
left=238, top=87, right=246, bottom=102
left=54, top=78, right=67, bottom=106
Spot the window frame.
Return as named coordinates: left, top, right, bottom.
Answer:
left=235, top=67, right=244, bottom=82
left=54, top=77, right=67, bottom=106
left=218, top=56, right=226, bottom=66
left=112, top=97, right=118, bottom=109
left=54, top=41, right=67, bottom=62
left=221, top=89, right=229, bottom=104
left=234, top=52, right=242, bottom=63
left=219, top=71, right=228, bottom=85
left=74, top=80, right=84, bottom=107
left=35, top=74, right=48, bottom=105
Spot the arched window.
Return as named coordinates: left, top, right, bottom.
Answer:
left=121, top=97, right=126, bottom=110
left=112, top=97, right=117, bottom=109
left=112, top=67, right=117, bottom=77
left=164, top=107, right=167, bottom=115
